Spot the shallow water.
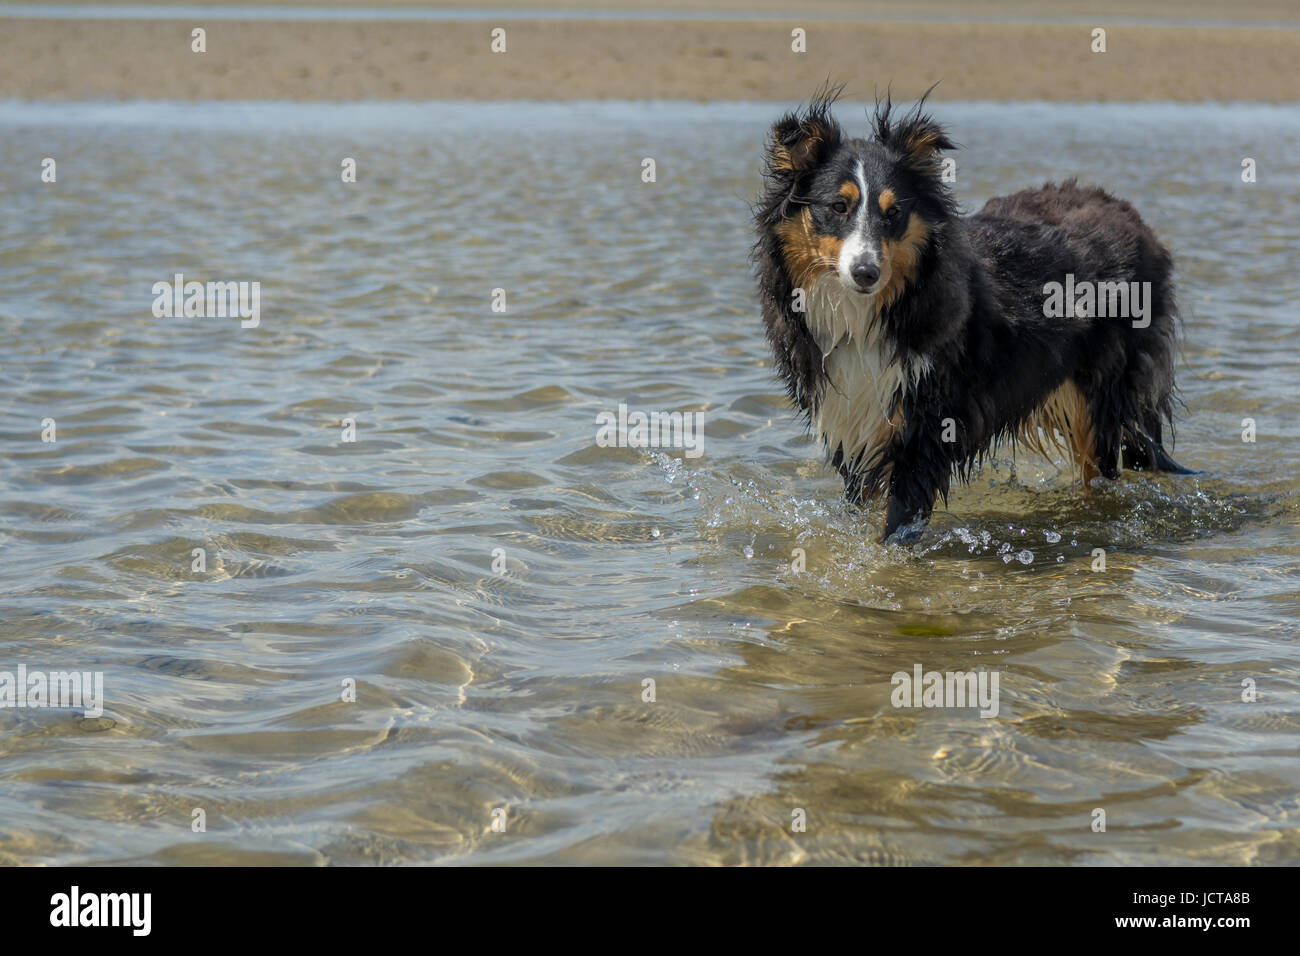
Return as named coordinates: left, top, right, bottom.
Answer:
left=1, top=100, right=1297, bottom=865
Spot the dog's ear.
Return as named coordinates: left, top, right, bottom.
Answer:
left=873, top=88, right=956, bottom=171
left=894, top=115, right=954, bottom=166
left=767, top=87, right=844, bottom=176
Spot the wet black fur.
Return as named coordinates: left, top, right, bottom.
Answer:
left=752, top=89, right=1192, bottom=541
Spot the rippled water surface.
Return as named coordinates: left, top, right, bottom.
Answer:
left=1, top=101, right=1298, bottom=865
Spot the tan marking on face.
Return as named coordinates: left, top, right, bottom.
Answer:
left=1018, top=379, right=1099, bottom=486
left=877, top=188, right=896, bottom=214
left=776, top=207, right=843, bottom=287
left=876, top=212, right=929, bottom=307
left=838, top=181, right=860, bottom=204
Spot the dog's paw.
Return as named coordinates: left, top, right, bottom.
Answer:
left=882, top=518, right=927, bottom=546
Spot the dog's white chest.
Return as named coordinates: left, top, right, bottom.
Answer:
left=804, top=277, right=916, bottom=470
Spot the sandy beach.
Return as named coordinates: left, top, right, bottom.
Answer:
left=1, top=1, right=1298, bottom=102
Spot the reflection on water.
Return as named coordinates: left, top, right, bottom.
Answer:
left=0, top=101, right=1298, bottom=865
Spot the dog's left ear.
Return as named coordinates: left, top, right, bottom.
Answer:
left=874, top=91, right=956, bottom=171
left=895, top=116, right=955, bottom=167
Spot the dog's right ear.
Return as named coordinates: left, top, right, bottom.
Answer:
left=767, top=91, right=843, bottom=177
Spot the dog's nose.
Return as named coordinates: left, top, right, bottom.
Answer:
left=851, top=261, right=881, bottom=290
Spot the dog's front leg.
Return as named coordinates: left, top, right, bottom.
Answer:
left=882, top=486, right=935, bottom=544
left=880, top=434, right=950, bottom=544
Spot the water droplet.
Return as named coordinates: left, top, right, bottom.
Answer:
left=651, top=527, right=660, bottom=538
left=1045, top=531, right=1061, bottom=543
left=1016, top=550, right=1034, bottom=564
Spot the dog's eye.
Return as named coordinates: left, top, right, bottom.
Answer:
left=830, top=200, right=849, bottom=215
left=883, top=206, right=901, bottom=221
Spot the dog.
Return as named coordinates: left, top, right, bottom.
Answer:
left=752, top=89, right=1194, bottom=542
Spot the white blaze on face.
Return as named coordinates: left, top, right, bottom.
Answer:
left=836, top=160, right=881, bottom=292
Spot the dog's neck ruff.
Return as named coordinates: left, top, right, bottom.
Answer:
left=802, top=275, right=926, bottom=475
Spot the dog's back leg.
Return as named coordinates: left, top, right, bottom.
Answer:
left=1122, top=422, right=1199, bottom=474
left=1149, top=443, right=1199, bottom=474
left=1085, top=322, right=1196, bottom=478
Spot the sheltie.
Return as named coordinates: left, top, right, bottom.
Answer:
left=752, top=88, right=1194, bottom=542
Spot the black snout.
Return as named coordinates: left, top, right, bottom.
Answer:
left=850, top=261, right=880, bottom=291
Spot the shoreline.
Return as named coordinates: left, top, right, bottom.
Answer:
left=2, top=17, right=1298, bottom=103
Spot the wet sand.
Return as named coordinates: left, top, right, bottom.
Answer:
left=1, top=9, right=1298, bottom=102
left=22, top=0, right=1300, bottom=20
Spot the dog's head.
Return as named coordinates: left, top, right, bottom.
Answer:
left=757, top=88, right=958, bottom=306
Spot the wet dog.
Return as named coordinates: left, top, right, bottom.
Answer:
left=752, top=89, right=1193, bottom=541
